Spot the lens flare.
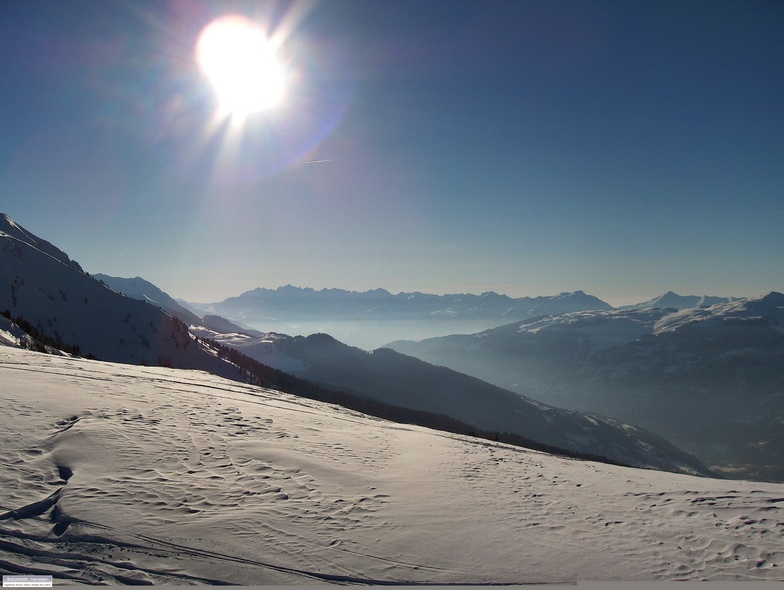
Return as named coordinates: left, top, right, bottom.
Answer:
left=196, top=15, right=285, bottom=117
left=189, top=7, right=353, bottom=186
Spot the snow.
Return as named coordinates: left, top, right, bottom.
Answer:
left=189, top=326, right=309, bottom=374
left=0, top=213, right=78, bottom=270
left=0, top=316, right=27, bottom=348
left=1, top=223, right=243, bottom=378
left=622, top=291, right=736, bottom=312
left=516, top=309, right=670, bottom=353
left=653, top=292, right=784, bottom=335
left=2, top=347, right=783, bottom=584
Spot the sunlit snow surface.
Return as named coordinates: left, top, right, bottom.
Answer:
left=1, top=348, right=783, bottom=584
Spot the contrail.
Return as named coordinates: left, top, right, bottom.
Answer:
left=409, top=245, right=463, bottom=254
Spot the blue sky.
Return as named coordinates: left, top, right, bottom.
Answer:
left=1, top=0, right=782, bottom=305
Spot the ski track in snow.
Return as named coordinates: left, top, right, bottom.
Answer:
left=1, top=348, right=783, bottom=584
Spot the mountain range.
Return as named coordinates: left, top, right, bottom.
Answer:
left=4, top=211, right=782, bottom=480
left=0, top=213, right=707, bottom=475
left=185, top=283, right=742, bottom=351
left=387, top=296, right=784, bottom=481
left=186, top=285, right=616, bottom=349
left=191, top=284, right=613, bottom=323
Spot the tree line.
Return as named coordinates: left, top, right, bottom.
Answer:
left=1, top=309, right=86, bottom=356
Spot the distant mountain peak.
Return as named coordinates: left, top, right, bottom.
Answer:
left=624, top=291, right=735, bottom=311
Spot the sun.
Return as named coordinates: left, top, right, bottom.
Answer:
left=196, top=15, right=286, bottom=117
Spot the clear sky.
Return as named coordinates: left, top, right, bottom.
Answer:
left=1, top=0, right=782, bottom=306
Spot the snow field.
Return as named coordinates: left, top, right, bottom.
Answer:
left=1, top=347, right=783, bottom=584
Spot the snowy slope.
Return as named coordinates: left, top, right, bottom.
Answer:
left=0, top=315, right=37, bottom=349
left=1, top=347, right=783, bottom=584
left=653, top=291, right=784, bottom=335
left=93, top=274, right=203, bottom=325
left=622, top=291, right=736, bottom=311
left=190, top=328, right=711, bottom=476
left=0, top=213, right=82, bottom=271
left=513, top=308, right=672, bottom=354
left=0, top=214, right=239, bottom=378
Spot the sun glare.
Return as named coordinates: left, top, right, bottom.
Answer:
left=196, top=15, right=285, bottom=117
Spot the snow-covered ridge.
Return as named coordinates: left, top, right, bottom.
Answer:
left=0, top=215, right=239, bottom=377
left=515, top=308, right=672, bottom=353
left=190, top=326, right=308, bottom=374
left=509, top=292, right=784, bottom=349
left=506, top=291, right=784, bottom=352
left=620, top=290, right=737, bottom=311
left=96, top=273, right=264, bottom=337
left=653, top=292, right=784, bottom=335
left=0, top=212, right=83, bottom=272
